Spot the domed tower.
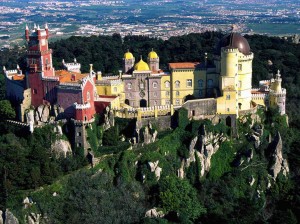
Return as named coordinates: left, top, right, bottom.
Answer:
left=269, top=70, right=286, bottom=115
left=123, top=50, right=135, bottom=73
left=217, top=32, right=254, bottom=115
left=147, top=49, right=159, bottom=71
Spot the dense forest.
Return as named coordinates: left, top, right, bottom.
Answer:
left=0, top=32, right=299, bottom=223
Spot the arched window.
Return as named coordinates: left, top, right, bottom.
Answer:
left=198, top=79, right=203, bottom=88
left=176, top=91, right=180, bottom=96
left=175, top=99, right=180, bottom=105
left=113, top=87, right=117, bottom=92
left=175, top=80, right=180, bottom=88
left=165, top=81, right=170, bottom=88
left=127, top=82, right=132, bottom=89
left=166, top=91, right=170, bottom=96
left=153, top=81, right=158, bottom=88
left=87, top=91, right=90, bottom=100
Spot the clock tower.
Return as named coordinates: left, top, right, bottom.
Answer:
left=26, top=24, right=55, bottom=107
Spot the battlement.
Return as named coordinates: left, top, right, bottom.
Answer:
left=74, top=102, right=91, bottom=110
left=42, top=76, right=59, bottom=81
left=238, top=53, right=254, bottom=60
left=27, top=49, right=52, bottom=56
left=252, top=93, right=267, bottom=100
left=269, top=88, right=286, bottom=97
left=222, top=48, right=239, bottom=53
left=96, top=79, right=122, bottom=86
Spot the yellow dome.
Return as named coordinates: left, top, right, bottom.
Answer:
left=134, top=58, right=150, bottom=71
left=148, top=50, right=158, bottom=59
left=124, top=51, right=134, bottom=60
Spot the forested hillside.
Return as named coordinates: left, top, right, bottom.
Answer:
left=0, top=32, right=299, bottom=223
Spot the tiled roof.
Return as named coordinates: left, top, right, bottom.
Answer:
left=55, top=70, right=88, bottom=83
left=169, top=62, right=200, bottom=69
left=12, top=75, right=25, bottom=81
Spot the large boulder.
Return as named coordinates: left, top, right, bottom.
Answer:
left=145, top=208, right=164, bottom=218
left=51, top=139, right=72, bottom=158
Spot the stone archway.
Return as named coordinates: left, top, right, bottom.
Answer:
left=140, top=99, right=147, bottom=107
left=125, top=99, right=130, bottom=105
left=226, top=116, right=232, bottom=127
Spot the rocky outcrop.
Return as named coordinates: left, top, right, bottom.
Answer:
left=4, top=210, right=19, bottom=224
left=103, top=107, right=115, bottom=131
left=145, top=208, right=164, bottom=218
left=135, top=122, right=158, bottom=145
left=26, top=213, right=41, bottom=224
left=35, top=105, right=51, bottom=124
left=148, top=160, right=162, bottom=180
left=269, top=132, right=289, bottom=180
left=51, top=139, right=72, bottom=158
left=180, top=125, right=227, bottom=177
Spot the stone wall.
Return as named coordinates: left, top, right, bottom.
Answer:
left=138, top=116, right=171, bottom=131
left=181, top=98, right=217, bottom=119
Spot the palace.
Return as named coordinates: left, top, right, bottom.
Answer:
left=4, top=25, right=286, bottom=149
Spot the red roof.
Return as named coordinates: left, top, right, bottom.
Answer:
left=169, top=62, right=200, bottom=69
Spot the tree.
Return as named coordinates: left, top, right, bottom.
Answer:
left=0, top=100, right=16, bottom=120
left=159, top=175, right=206, bottom=221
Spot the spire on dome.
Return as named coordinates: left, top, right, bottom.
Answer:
left=34, top=23, right=37, bottom=29
left=25, top=24, right=29, bottom=30
left=37, top=25, right=40, bottom=30
left=45, top=23, right=48, bottom=29
left=3, top=66, right=6, bottom=71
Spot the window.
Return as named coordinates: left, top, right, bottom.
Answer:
left=154, top=101, right=157, bottom=105
left=186, top=79, right=192, bottom=87
left=207, top=79, right=213, bottom=88
left=198, top=79, right=203, bottom=88
left=226, top=95, right=230, bottom=100
left=46, top=58, right=49, bottom=65
left=127, top=82, right=132, bottom=89
left=165, top=100, right=170, bottom=105
left=128, top=93, right=131, bottom=98
left=87, top=91, right=90, bottom=100
left=176, top=91, right=180, bottom=96
left=227, top=108, right=230, bottom=112
left=238, top=91, right=241, bottom=96
left=238, top=64, right=242, bottom=71
left=165, top=81, right=170, bottom=88
left=153, top=81, right=158, bottom=88
left=33, top=89, right=37, bottom=94
left=77, top=132, right=81, bottom=136
left=238, top=81, right=242, bottom=88
left=153, top=92, right=157, bottom=97
left=175, top=80, right=180, bottom=88
left=166, top=91, right=170, bottom=96
left=198, top=90, right=203, bottom=97
left=113, top=87, right=117, bottom=92
left=176, top=99, right=180, bottom=105
left=77, top=143, right=82, bottom=147
left=140, top=82, right=144, bottom=89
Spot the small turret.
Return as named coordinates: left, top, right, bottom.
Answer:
left=269, top=70, right=286, bottom=115
left=25, top=24, right=29, bottom=41
left=123, top=49, right=135, bottom=73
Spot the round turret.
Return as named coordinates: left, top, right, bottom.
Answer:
left=134, top=58, right=150, bottom=71
left=217, top=32, right=251, bottom=55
